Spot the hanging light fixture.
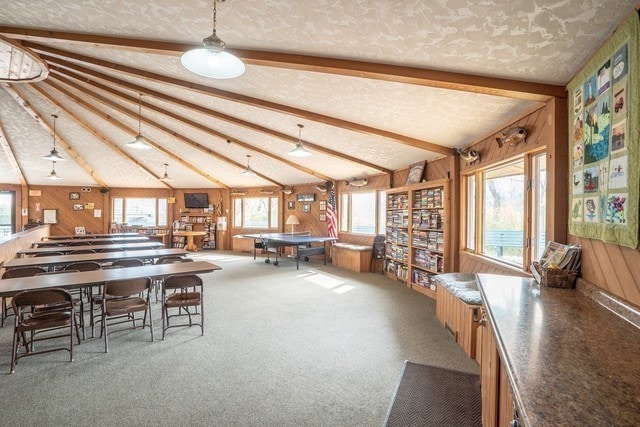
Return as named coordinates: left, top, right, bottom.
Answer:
left=46, top=161, right=62, bottom=180
left=126, top=93, right=152, bottom=150
left=288, top=123, right=312, bottom=157
left=159, top=163, right=174, bottom=182
left=43, top=114, right=65, bottom=162
left=241, top=154, right=256, bottom=176
left=181, top=0, right=245, bottom=79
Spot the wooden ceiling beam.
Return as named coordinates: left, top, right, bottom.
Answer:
left=50, top=71, right=334, bottom=183
left=0, top=106, right=27, bottom=186
left=0, top=26, right=566, bottom=100
left=51, top=63, right=392, bottom=175
left=43, top=79, right=278, bottom=188
left=27, top=42, right=453, bottom=156
left=28, top=83, right=174, bottom=189
left=3, top=84, right=109, bottom=188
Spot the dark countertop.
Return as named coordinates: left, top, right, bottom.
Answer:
left=477, top=273, right=640, bottom=427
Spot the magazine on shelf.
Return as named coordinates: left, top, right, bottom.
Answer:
left=539, top=241, right=582, bottom=271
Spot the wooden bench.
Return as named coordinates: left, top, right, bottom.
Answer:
left=331, top=243, right=372, bottom=273
left=434, top=273, right=482, bottom=360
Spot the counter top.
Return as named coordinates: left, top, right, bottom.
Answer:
left=477, top=273, right=640, bottom=426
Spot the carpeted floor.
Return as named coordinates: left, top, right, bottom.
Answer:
left=0, top=251, right=478, bottom=426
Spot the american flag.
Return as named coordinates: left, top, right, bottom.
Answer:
left=327, top=186, right=338, bottom=239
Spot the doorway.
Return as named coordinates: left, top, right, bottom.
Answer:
left=0, top=191, right=16, bottom=237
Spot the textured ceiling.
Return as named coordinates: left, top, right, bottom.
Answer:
left=0, top=0, right=636, bottom=189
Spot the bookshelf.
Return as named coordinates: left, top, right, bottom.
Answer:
left=172, top=214, right=215, bottom=250
left=385, top=179, right=450, bottom=299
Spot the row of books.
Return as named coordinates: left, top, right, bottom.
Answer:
left=386, top=261, right=408, bottom=280
left=413, top=188, right=444, bottom=209
left=386, top=244, right=409, bottom=262
left=386, top=210, right=409, bottom=227
left=180, top=215, right=212, bottom=223
left=386, top=229, right=409, bottom=246
left=412, top=210, right=443, bottom=230
left=412, top=231, right=444, bottom=252
left=387, top=194, right=409, bottom=210
left=412, top=269, right=437, bottom=291
left=413, top=248, right=443, bottom=273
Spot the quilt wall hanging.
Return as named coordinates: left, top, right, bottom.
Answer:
left=567, top=12, right=639, bottom=249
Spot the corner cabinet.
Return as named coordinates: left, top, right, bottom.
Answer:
left=385, top=179, right=450, bottom=299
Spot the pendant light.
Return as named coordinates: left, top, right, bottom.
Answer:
left=46, top=161, right=62, bottom=180
left=43, top=114, right=65, bottom=161
left=181, top=0, right=245, bottom=79
left=159, top=163, right=173, bottom=182
left=288, top=123, right=312, bottom=157
left=241, top=154, right=256, bottom=176
left=126, top=93, right=152, bottom=150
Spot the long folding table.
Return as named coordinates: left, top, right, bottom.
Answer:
left=4, top=248, right=188, bottom=270
left=244, top=233, right=337, bottom=269
left=33, top=236, right=149, bottom=247
left=0, top=260, right=221, bottom=296
left=44, top=233, right=141, bottom=240
left=17, top=242, right=164, bottom=257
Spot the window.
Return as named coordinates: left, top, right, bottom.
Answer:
left=464, top=152, right=546, bottom=270
left=0, top=191, right=15, bottom=237
left=111, top=197, right=168, bottom=227
left=233, top=197, right=279, bottom=228
left=340, top=190, right=385, bottom=235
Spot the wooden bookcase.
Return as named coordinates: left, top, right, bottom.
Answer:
left=172, top=214, right=215, bottom=250
left=385, top=179, right=450, bottom=299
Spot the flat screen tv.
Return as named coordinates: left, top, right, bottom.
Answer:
left=184, top=193, right=209, bottom=209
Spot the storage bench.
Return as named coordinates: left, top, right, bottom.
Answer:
left=331, top=243, right=372, bottom=272
left=434, top=273, right=482, bottom=360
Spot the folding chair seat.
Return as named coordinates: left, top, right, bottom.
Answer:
left=161, top=274, right=203, bottom=339
left=101, top=277, right=153, bottom=353
left=10, top=288, right=79, bottom=373
left=1, top=267, right=47, bottom=327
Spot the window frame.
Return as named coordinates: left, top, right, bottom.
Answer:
left=462, top=150, right=546, bottom=271
left=111, top=197, right=168, bottom=227
left=232, top=196, right=279, bottom=229
left=340, top=189, right=386, bottom=236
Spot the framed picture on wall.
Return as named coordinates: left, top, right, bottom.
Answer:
left=319, top=200, right=327, bottom=211
left=43, top=209, right=58, bottom=224
left=288, top=201, right=295, bottom=210
left=303, top=204, right=311, bottom=213
left=69, top=192, right=80, bottom=200
left=73, top=204, right=84, bottom=211
left=319, top=213, right=326, bottom=222
left=406, top=161, right=426, bottom=185
left=297, top=193, right=315, bottom=202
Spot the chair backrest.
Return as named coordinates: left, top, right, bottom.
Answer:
left=112, top=258, right=144, bottom=268
left=12, top=288, right=73, bottom=311
left=156, top=256, right=193, bottom=264
left=34, top=251, right=65, bottom=257
left=163, top=274, right=203, bottom=291
left=372, top=234, right=385, bottom=259
left=69, top=241, right=91, bottom=246
left=104, top=277, right=151, bottom=298
left=99, top=248, right=123, bottom=253
left=2, top=266, right=47, bottom=279
left=64, top=262, right=101, bottom=272
left=36, top=269, right=79, bottom=275
left=70, top=249, right=97, bottom=254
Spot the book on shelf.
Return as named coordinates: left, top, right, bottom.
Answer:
left=539, top=241, right=582, bottom=271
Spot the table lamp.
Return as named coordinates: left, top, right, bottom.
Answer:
left=285, top=215, right=300, bottom=233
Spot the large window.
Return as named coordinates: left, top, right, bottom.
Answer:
left=0, top=191, right=15, bottom=237
left=112, top=197, right=168, bottom=227
left=340, top=190, right=385, bottom=235
left=464, top=152, right=546, bottom=270
left=233, top=197, right=279, bottom=228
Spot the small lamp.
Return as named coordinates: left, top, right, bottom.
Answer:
left=285, top=214, right=300, bottom=234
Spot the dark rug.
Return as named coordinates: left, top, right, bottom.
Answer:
left=384, top=361, right=481, bottom=427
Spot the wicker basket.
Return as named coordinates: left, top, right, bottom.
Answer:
left=531, top=262, right=578, bottom=289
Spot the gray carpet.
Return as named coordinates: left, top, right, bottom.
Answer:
left=0, top=251, right=478, bottom=426
left=384, top=361, right=481, bottom=427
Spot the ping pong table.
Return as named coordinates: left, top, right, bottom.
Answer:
left=244, top=233, right=337, bottom=269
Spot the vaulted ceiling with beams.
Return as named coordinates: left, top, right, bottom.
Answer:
left=0, top=1, right=636, bottom=189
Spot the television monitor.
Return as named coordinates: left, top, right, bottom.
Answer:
left=184, top=193, right=209, bottom=209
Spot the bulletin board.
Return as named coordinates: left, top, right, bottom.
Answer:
left=567, top=12, right=639, bottom=248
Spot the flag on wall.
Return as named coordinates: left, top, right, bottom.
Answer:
left=327, top=186, right=338, bottom=240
